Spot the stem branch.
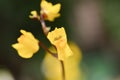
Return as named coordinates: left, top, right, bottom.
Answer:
left=39, top=41, right=58, bottom=58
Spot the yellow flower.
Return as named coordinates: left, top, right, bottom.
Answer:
left=47, top=27, right=73, bottom=60
left=12, top=30, right=39, bottom=58
left=40, top=0, right=61, bottom=21
left=29, top=10, right=40, bottom=20
left=42, top=42, right=82, bottom=80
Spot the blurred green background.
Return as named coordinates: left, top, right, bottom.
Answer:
left=0, top=0, right=120, bottom=80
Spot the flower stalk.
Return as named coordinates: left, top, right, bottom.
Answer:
left=39, top=41, right=58, bottom=58
left=40, top=14, right=50, bottom=35
left=60, top=60, right=65, bottom=80
left=39, top=13, right=66, bottom=80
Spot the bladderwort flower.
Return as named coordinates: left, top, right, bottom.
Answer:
left=29, top=10, right=40, bottom=20
left=42, top=42, right=82, bottom=80
left=12, top=30, right=39, bottom=58
left=29, top=0, right=61, bottom=21
left=40, top=0, right=61, bottom=21
left=47, top=27, right=73, bottom=61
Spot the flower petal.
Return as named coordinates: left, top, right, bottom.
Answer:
left=40, top=0, right=61, bottom=21
left=12, top=30, right=39, bottom=58
left=47, top=27, right=73, bottom=60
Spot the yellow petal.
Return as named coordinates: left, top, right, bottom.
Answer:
left=57, top=44, right=73, bottom=60
left=40, top=0, right=53, bottom=10
left=50, top=4, right=61, bottom=14
left=12, top=30, right=39, bottom=58
left=47, top=27, right=73, bottom=60
left=40, top=0, right=61, bottom=21
left=42, top=42, right=82, bottom=80
left=12, top=43, right=34, bottom=58
left=29, top=10, right=40, bottom=20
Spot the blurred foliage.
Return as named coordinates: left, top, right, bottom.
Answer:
left=103, top=0, right=120, bottom=42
